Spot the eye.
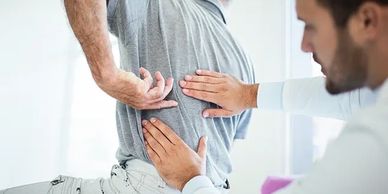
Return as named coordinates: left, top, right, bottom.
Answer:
left=304, top=24, right=313, bottom=31
left=304, top=24, right=315, bottom=31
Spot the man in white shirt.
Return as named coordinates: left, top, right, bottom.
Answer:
left=140, top=0, right=388, bottom=193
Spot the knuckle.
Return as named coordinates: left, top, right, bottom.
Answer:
left=149, top=140, right=157, bottom=148
left=135, top=87, right=144, bottom=95
left=153, top=133, right=161, bottom=140
left=154, top=119, right=161, bottom=126
left=164, top=144, right=172, bottom=152
left=193, top=91, right=201, bottom=97
left=144, top=132, right=151, bottom=139
left=186, top=82, right=193, bottom=88
left=158, top=90, right=165, bottom=97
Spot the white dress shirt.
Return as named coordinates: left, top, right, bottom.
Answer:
left=182, top=77, right=383, bottom=194
left=258, top=77, right=376, bottom=120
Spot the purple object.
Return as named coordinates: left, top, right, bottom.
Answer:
left=261, top=176, right=294, bottom=194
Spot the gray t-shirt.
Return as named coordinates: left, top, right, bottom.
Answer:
left=107, top=0, right=255, bottom=187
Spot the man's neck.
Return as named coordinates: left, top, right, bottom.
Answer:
left=366, top=45, right=388, bottom=89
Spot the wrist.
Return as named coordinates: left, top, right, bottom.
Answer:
left=244, top=83, right=259, bottom=109
left=178, top=172, right=201, bottom=191
left=181, top=176, right=215, bottom=194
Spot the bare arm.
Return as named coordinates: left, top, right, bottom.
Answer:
left=64, top=0, right=177, bottom=109
left=64, top=0, right=115, bottom=82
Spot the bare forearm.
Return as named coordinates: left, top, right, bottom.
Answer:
left=64, top=0, right=116, bottom=84
left=64, top=0, right=176, bottom=110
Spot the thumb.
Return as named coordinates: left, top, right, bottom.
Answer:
left=202, top=109, right=234, bottom=118
left=197, top=136, right=208, bottom=160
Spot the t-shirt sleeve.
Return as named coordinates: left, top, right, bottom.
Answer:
left=234, top=109, right=253, bottom=140
left=107, top=0, right=149, bottom=36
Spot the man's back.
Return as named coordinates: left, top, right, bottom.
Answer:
left=107, top=0, right=255, bottom=187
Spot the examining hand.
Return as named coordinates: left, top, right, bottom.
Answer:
left=142, top=118, right=207, bottom=191
left=180, top=70, right=258, bottom=117
left=97, top=67, right=178, bottom=110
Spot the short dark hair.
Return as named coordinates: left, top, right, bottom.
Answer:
left=317, top=0, right=388, bottom=27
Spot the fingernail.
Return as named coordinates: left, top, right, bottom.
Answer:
left=204, top=136, right=208, bottom=143
left=185, top=75, right=192, bottom=80
left=150, top=118, right=157, bottom=123
left=142, top=120, right=148, bottom=125
left=203, top=112, right=209, bottom=118
left=182, top=89, right=189, bottom=93
left=180, top=80, right=186, bottom=87
left=142, top=128, right=147, bottom=133
left=196, top=70, right=202, bottom=74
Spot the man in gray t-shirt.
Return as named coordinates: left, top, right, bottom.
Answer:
left=107, top=0, right=255, bottom=188
left=0, top=0, right=254, bottom=193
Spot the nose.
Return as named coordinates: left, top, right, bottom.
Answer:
left=301, top=31, right=313, bottom=53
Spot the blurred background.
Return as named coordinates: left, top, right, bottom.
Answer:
left=0, top=0, right=343, bottom=193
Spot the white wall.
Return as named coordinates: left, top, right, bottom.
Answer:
left=0, top=0, right=77, bottom=189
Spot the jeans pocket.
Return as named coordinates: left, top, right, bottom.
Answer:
left=110, top=165, right=141, bottom=193
left=137, top=173, right=170, bottom=194
left=48, top=176, right=82, bottom=194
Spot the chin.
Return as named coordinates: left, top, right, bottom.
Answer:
left=325, top=78, right=364, bottom=95
left=325, top=81, right=345, bottom=95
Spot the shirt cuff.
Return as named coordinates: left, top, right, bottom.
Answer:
left=182, top=176, right=215, bottom=194
left=258, top=82, right=284, bottom=111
